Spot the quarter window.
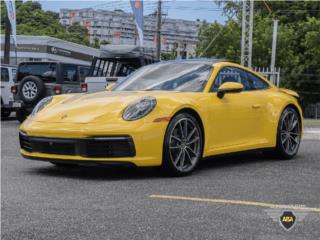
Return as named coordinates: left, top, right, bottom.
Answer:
left=246, top=72, right=269, bottom=90
left=211, top=67, right=251, bottom=91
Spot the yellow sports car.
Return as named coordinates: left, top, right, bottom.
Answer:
left=19, top=60, right=303, bottom=176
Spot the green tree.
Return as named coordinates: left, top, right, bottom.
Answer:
left=197, top=1, right=320, bottom=106
left=1, top=1, right=93, bottom=47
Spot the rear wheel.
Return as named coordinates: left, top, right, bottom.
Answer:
left=274, top=107, right=301, bottom=159
left=162, top=113, right=203, bottom=176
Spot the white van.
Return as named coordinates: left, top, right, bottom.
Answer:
left=1, top=64, right=17, bottom=118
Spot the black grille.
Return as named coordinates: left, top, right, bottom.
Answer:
left=20, top=133, right=32, bottom=152
left=19, top=132, right=135, bottom=158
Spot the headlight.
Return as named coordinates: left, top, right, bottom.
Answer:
left=31, top=96, right=53, bottom=116
left=123, top=96, right=157, bottom=121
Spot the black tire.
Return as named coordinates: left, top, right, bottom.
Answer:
left=273, top=107, right=302, bottom=160
left=50, top=162, right=78, bottom=168
left=19, top=76, right=45, bottom=104
left=162, top=113, right=203, bottom=176
left=16, top=108, right=28, bottom=123
left=1, top=109, right=11, bottom=118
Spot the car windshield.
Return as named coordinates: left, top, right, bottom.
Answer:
left=113, top=62, right=213, bottom=92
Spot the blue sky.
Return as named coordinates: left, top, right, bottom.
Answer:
left=37, top=0, right=226, bottom=23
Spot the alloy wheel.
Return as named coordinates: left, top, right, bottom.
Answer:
left=280, top=110, right=301, bottom=156
left=22, top=81, right=38, bottom=100
left=169, top=118, right=201, bottom=172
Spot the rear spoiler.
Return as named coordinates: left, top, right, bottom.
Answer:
left=279, top=88, right=299, bottom=98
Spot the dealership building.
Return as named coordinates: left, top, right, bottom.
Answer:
left=0, top=35, right=99, bottom=66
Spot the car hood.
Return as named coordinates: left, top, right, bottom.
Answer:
left=34, top=91, right=178, bottom=124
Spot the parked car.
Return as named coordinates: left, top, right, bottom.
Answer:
left=1, top=64, right=17, bottom=118
left=19, top=59, right=303, bottom=176
left=11, top=61, right=90, bottom=122
left=85, top=45, right=157, bottom=92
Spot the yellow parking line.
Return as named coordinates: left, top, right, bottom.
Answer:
left=149, top=195, right=320, bottom=213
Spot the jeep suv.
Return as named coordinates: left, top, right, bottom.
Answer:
left=11, top=62, right=90, bottom=122
left=1, top=64, right=17, bottom=118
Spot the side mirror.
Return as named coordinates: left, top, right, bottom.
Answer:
left=105, top=83, right=116, bottom=91
left=217, top=82, right=243, bottom=99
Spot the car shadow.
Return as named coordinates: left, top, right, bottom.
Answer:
left=24, top=151, right=285, bottom=181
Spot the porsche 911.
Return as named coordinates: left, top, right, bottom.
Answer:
left=19, top=59, right=303, bottom=176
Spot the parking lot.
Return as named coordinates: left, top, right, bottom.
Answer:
left=1, top=119, right=320, bottom=240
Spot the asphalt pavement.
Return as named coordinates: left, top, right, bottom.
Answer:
left=1, top=120, right=320, bottom=240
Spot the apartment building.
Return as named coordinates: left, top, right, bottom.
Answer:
left=59, top=8, right=200, bottom=58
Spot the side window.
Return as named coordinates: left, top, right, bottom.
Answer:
left=79, top=66, right=89, bottom=82
left=246, top=72, right=269, bottom=90
left=62, top=65, right=78, bottom=82
left=17, top=63, right=56, bottom=82
left=211, top=67, right=251, bottom=91
left=1, top=67, right=9, bottom=82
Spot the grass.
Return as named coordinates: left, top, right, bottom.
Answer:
left=304, top=119, right=320, bottom=128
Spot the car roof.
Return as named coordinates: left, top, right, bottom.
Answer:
left=159, top=58, right=230, bottom=65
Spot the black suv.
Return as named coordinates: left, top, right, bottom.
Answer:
left=11, top=62, right=89, bottom=122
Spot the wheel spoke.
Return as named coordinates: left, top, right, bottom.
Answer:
left=290, top=119, right=298, bottom=131
left=169, top=146, right=181, bottom=149
left=184, top=120, right=188, bottom=140
left=281, top=136, right=288, bottom=145
left=186, top=146, right=197, bottom=157
left=285, top=137, right=290, bottom=152
left=180, top=150, right=186, bottom=167
left=174, top=149, right=183, bottom=165
left=187, top=137, right=199, bottom=145
left=185, top=148, right=192, bottom=163
left=187, top=128, right=196, bottom=141
left=290, top=135, right=299, bottom=144
left=171, top=135, right=182, bottom=142
left=290, top=132, right=300, bottom=136
left=178, top=122, right=184, bottom=138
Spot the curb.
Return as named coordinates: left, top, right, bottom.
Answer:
left=303, top=128, right=320, bottom=140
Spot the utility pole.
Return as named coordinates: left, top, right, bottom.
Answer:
left=240, top=0, right=254, bottom=68
left=156, top=0, right=162, bottom=61
left=4, top=15, right=11, bottom=64
left=270, top=19, right=278, bottom=85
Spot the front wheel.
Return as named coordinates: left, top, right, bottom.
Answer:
left=162, top=113, right=203, bottom=176
left=274, top=107, right=302, bottom=159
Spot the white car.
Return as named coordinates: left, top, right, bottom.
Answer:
left=1, top=64, right=17, bottom=118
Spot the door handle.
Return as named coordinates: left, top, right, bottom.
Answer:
left=252, top=104, right=261, bottom=109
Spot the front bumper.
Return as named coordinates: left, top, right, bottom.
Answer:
left=20, top=132, right=136, bottom=158
left=19, top=119, right=168, bottom=167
